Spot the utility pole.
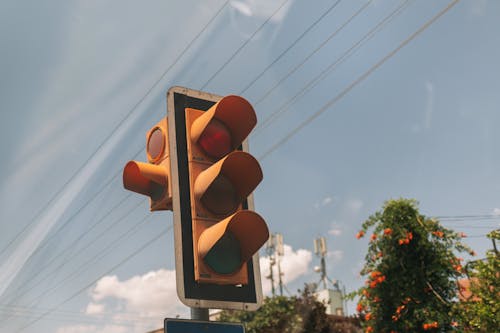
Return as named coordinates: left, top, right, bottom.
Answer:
left=313, top=236, right=346, bottom=316
left=266, top=236, right=276, bottom=296
left=267, top=233, right=285, bottom=296
left=275, top=233, right=284, bottom=296
left=313, top=237, right=328, bottom=289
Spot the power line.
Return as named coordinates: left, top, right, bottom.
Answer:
left=239, top=0, right=345, bottom=95
left=258, top=0, right=460, bottom=161
left=14, top=224, right=171, bottom=332
left=200, top=0, right=291, bottom=90
left=0, top=201, right=149, bottom=327
left=434, top=214, right=500, bottom=221
left=0, top=195, right=142, bottom=308
left=253, top=0, right=412, bottom=135
left=0, top=306, right=156, bottom=329
left=0, top=0, right=227, bottom=268
left=22, top=213, right=156, bottom=312
left=252, top=0, right=374, bottom=108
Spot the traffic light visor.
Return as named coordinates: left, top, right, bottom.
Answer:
left=194, top=151, right=263, bottom=216
left=123, top=161, right=167, bottom=200
left=198, top=210, right=269, bottom=275
left=190, top=95, right=257, bottom=155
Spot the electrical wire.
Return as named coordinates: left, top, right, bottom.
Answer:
left=238, top=0, right=345, bottom=95
left=253, top=0, right=412, bottom=135
left=22, top=213, right=156, bottom=312
left=1, top=195, right=141, bottom=307
left=0, top=0, right=227, bottom=267
left=200, top=0, right=291, bottom=90
left=252, top=0, right=375, bottom=108
left=14, top=225, right=171, bottom=332
left=258, top=0, right=460, bottom=161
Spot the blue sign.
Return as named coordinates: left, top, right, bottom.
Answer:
left=164, top=318, right=245, bottom=333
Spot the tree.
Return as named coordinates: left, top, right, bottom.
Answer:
left=219, top=286, right=360, bottom=333
left=348, top=199, right=473, bottom=332
left=458, top=230, right=499, bottom=332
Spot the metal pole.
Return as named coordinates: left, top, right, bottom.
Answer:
left=277, top=258, right=283, bottom=296
left=191, top=307, right=209, bottom=321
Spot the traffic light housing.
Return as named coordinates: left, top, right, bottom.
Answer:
left=168, top=86, right=268, bottom=310
left=123, top=118, right=172, bottom=211
left=122, top=87, right=268, bottom=310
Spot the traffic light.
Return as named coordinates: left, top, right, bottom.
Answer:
left=123, top=118, right=172, bottom=211
left=167, top=86, right=268, bottom=310
left=184, top=96, right=269, bottom=285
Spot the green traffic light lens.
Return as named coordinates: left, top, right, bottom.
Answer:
left=203, top=231, right=242, bottom=275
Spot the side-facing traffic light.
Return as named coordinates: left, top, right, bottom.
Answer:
left=123, top=118, right=172, bottom=211
left=185, top=95, right=269, bottom=285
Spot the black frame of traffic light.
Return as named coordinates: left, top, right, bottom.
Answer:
left=167, top=86, right=264, bottom=310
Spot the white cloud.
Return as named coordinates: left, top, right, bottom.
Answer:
left=327, top=250, right=344, bottom=263
left=57, top=269, right=187, bottom=333
left=314, top=196, right=334, bottom=209
left=85, top=302, right=105, bottom=315
left=89, top=269, right=184, bottom=317
left=328, top=228, right=342, bottom=236
left=328, top=222, right=342, bottom=236
left=56, top=324, right=130, bottom=333
left=260, top=244, right=312, bottom=295
left=345, top=198, right=363, bottom=215
left=230, top=0, right=291, bottom=22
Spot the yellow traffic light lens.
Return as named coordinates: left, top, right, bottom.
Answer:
left=203, top=231, right=242, bottom=275
left=198, top=119, right=232, bottom=159
left=147, top=127, right=164, bottom=162
left=200, top=174, right=239, bottom=216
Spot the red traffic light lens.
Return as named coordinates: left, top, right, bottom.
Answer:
left=147, top=127, right=164, bottom=162
left=200, top=174, right=239, bottom=216
left=198, top=119, right=232, bottom=159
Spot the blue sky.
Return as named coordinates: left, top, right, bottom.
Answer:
left=1, top=0, right=499, bottom=332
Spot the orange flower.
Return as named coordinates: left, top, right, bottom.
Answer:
left=451, top=321, right=458, bottom=327
left=371, top=271, right=382, bottom=278
left=384, top=228, right=393, bottom=235
left=432, top=231, right=444, bottom=238
left=356, top=231, right=365, bottom=239
left=454, top=264, right=463, bottom=272
left=370, top=233, right=377, bottom=241
left=459, top=232, right=467, bottom=238
left=365, top=312, right=373, bottom=320
left=423, top=322, right=439, bottom=330
left=365, top=326, right=373, bottom=333
left=377, top=251, right=383, bottom=258
left=356, top=303, right=364, bottom=312
left=407, top=232, right=413, bottom=240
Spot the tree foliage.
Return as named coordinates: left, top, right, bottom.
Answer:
left=457, top=230, right=499, bottom=332
left=219, top=287, right=360, bottom=333
left=348, top=199, right=473, bottom=332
